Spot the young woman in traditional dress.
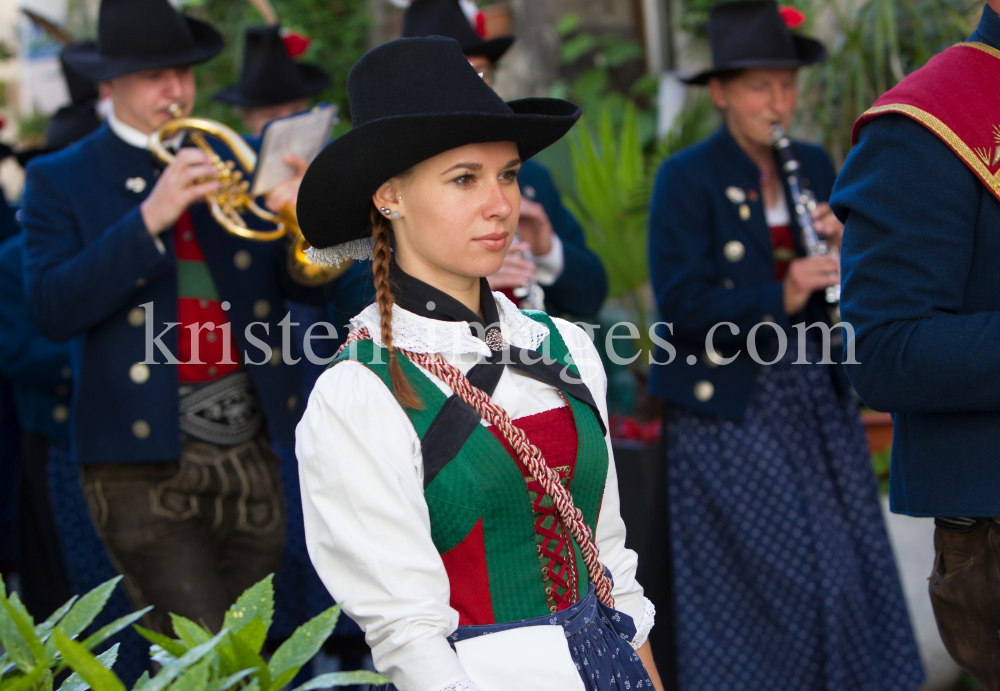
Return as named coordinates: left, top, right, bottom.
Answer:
left=294, top=37, right=662, bottom=691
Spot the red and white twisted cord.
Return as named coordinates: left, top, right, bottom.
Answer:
left=338, top=328, right=615, bottom=608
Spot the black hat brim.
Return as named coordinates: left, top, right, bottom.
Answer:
left=213, top=63, right=330, bottom=106
left=297, top=97, right=580, bottom=250
left=463, top=35, right=514, bottom=63
left=681, top=35, right=826, bottom=85
left=62, top=17, right=224, bottom=82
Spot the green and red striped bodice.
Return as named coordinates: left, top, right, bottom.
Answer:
left=335, top=312, right=609, bottom=625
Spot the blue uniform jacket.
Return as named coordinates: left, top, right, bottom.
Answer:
left=831, top=6, right=1000, bottom=517
left=648, top=126, right=843, bottom=420
left=0, top=234, right=71, bottom=441
left=22, top=123, right=325, bottom=464
left=517, top=159, right=607, bottom=318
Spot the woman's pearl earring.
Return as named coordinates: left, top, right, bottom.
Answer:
left=380, top=207, right=391, bottom=216
left=391, top=211, right=400, bottom=219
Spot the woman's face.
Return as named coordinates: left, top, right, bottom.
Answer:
left=377, top=141, right=521, bottom=287
left=709, top=68, right=798, bottom=149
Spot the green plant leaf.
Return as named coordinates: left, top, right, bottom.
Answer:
left=133, top=626, right=187, bottom=659
left=0, top=664, right=47, bottom=691
left=290, top=671, right=391, bottom=690
left=132, top=671, right=151, bottom=691
left=163, top=660, right=208, bottom=691
left=36, top=597, right=78, bottom=643
left=58, top=644, right=120, bottom=691
left=232, top=618, right=266, bottom=657
left=555, top=12, right=581, bottom=37
left=141, top=629, right=229, bottom=691
left=47, top=578, right=122, bottom=658
left=52, top=631, right=124, bottom=691
left=265, top=605, right=340, bottom=691
left=203, top=669, right=253, bottom=691
left=227, top=635, right=269, bottom=691
left=222, top=577, right=273, bottom=638
left=168, top=617, right=211, bottom=651
left=599, top=35, right=642, bottom=68
left=81, top=609, right=152, bottom=651
left=560, top=34, right=597, bottom=65
left=0, top=590, right=44, bottom=672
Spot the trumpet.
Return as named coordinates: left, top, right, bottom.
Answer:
left=149, top=104, right=350, bottom=286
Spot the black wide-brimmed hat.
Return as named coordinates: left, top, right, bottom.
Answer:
left=296, top=37, right=579, bottom=255
left=17, top=43, right=102, bottom=166
left=682, top=0, right=826, bottom=85
left=213, top=26, right=329, bottom=107
left=62, top=0, right=223, bottom=82
left=403, top=0, right=514, bottom=63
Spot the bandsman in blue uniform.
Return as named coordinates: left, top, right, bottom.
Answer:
left=833, top=1, right=1000, bottom=686
left=647, top=2, right=922, bottom=689
left=213, top=18, right=369, bottom=653
left=398, top=0, right=608, bottom=318
left=0, top=233, right=73, bottom=621
left=214, top=25, right=330, bottom=138
left=0, top=41, right=103, bottom=623
left=21, top=0, right=323, bottom=635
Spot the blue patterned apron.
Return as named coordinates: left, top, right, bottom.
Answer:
left=379, top=583, right=653, bottom=690
left=666, top=334, right=924, bottom=691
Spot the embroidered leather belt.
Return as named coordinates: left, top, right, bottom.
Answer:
left=178, top=371, right=263, bottom=446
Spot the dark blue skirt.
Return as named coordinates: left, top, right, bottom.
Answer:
left=380, top=584, right=653, bottom=690
left=666, top=343, right=924, bottom=690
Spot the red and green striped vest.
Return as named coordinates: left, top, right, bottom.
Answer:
left=335, top=312, right=609, bottom=625
left=175, top=211, right=239, bottom=383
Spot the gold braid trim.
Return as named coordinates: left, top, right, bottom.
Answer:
left=962, top=41, right=1000, bottom=61
left=858, top=42, right=1000, bottom=199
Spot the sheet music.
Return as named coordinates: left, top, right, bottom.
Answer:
left=250, top=103, right=338, bottom=197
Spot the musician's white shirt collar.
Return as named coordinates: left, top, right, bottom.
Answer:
left=107, top=109, right=153, bottom=150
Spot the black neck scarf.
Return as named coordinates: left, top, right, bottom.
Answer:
left=391, top=265, right=502, bottom=347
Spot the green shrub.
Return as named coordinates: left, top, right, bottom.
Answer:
left=0, top=575, right=389, bottom=691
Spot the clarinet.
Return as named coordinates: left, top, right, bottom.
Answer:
left=769, top=123, right=840, bottom=305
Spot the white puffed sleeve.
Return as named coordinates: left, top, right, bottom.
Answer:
left=553, top=318, right=656, bottom=649
left=296, top=362, right=477, bottom=691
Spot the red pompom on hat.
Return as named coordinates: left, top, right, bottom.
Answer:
left=779, top=5, right=807, bottom=30
left=281, top=29, right=310, bottom=58
left=474, top=11, right=487, bottom=38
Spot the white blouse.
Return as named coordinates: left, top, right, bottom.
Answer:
left=296, top=293, right=654, bottom=691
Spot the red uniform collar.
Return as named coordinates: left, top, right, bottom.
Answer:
left=853, top=42, right=1000, bottom=201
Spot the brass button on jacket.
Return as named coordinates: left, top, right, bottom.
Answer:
left=129, top=363, right=150, bottom=384
left=724, top=240, right=745, bottom=262
left=52, top=405, right=69, bottom=424
left=233, top=250, right=252, bottom=270
left=127, top=307, right=145, bottom=327
left=132, top=420, right=151, bottom=439
left=694, top=380, right=715, bottom=402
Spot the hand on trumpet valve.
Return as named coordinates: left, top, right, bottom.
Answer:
left=265, top=154, right=311, bottom=212
left=140, top=147, right=219, bottom=236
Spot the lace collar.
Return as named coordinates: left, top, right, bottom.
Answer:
left=350, top=291, right=550, bottom=357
